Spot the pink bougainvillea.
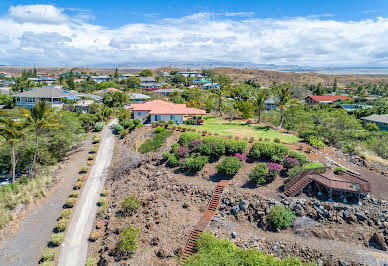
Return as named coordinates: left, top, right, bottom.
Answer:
left=234, top=153, right=247, bottom=162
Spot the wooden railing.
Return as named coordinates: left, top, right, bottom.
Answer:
left=284, top=167, right=327, bottom=192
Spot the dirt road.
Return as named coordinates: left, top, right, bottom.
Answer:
left=58, top=120, right=116, bottom=266
left=0, top=137, right=93, bottom=266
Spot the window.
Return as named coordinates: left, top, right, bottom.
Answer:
left=155, top=115, right=161, bottom=121
left=137, top=112, right=142, bottom=116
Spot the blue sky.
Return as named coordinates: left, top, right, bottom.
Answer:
left=1, top=0, right=388, bottom=27
left=0, top=1, right=388, bottom=66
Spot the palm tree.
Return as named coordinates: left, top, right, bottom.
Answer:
left=0, top=116, right=25, bottom=183
left=211, top=74, right=232, bottom=116
left=254, top=91, right=268, bottom=123
left=273, top=86, right=294, bottom=128
left=23, top=101, right=59, bottom=177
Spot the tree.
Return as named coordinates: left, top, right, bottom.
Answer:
left=212, top=74, right=232, bottom=116
left=138, top=69, right=152, bottom=77
left=0, top=94, right=14, bottom=108
left=67, top=71, right=75, bottom=90
left=114, top=67, right=119, bottom=79
left=313, top=82, right=324, bottom=95
left=273, top=85, right=294, bottom=128
left=0, top=116, right=25, bottom=182
left=254, top=91, right=268, bottom=123
left=23, top=101, right=60, bottom=177
left=333, top=78, right=338, bottom=91
left=171, top=74, right=185, bottom=84
left=235, top=100, right=254, bottom=119
left=125, top=77, right=140, bottom=89
left=102, top=92, right=127, bottom=108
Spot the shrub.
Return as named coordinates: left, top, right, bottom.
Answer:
left=267, top=162, right=282, bottom=177
left=182, top=156, right=209, bottom=172
left=89, top=230, right=102, bottom=242
left=93, top=134, right=101, bottom=143
left=70, top=191, right=79, bottom=198
left=100, top=189, right=109, bottom=197
left=234, top=153, right=247, bottom=162
left=165, top=153, right=179, bottom=167
left=88, top=154, right=95, bottom=160
left=155, top=126, right=165, bottom=134
left=79, top=165, right=89, bottom=174
left=273, top=137, right=281, bottom=143
left=171, top=143, right=180, bottom=156
left=309, top=135, right=325, bottom=148
left=249, top=142, right=289, bottom=162
left=288, top=150, right=307, bottom=165
left=114, top=124, right=124, bottom=134
left=96, top=220, right=104, bottom=229
left=304, top=162, right=325, bottom=171
left=51, top=233, right=64, bottom=246
left=119, top=227, right=141, bottom=255
left=365, top=122, right=379, bottom=131
left=55, top=218, right=69, bottom=232
left=216, top=157, right=242, bottom=176
left=286, top=166, right=304, bottom=180
left=178, top=145, right=190, bottom=158
left=334, top=166, right=347, bottom=174
left=90, top=146, right=98, bottom=153
left=249, top=137, right=254, bottom=143
left=298, top=129, right=318, bottom=140
left=185, top=232, right=302, bottom=265
left=65, top=198, right=77, bottom=208
left=60, top=209, right=72, bottom=219
left=40, top=261, right=54, bottom=266
left=139, top=130, right=173, bottom=153
left=73, top=181, right=83, bottom=190
left=41, top=248, right=56, bottom=262
left=266, top=206, right=296, bottom=230
left=190, top=139, right=203, bottom=150
left=85, top=258, right=98, bottom=266
left=94, top=121, right=105, bottom=132
left=249, top=163, right=268, bottom=184
left=121, top=196, right=141, bottom=214
left=178, top=132, right=201, bottom=147
left=200, top=136, right=225, bottom=157
left=97, top=197, right=107, bottom=208
left=120, top=129, right=129, bottom=138
left=224, top=139, right=248, bottom=155
left=283, top=157, right=299, bottom=169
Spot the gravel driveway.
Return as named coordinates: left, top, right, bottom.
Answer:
left=58, top=119, right=116, bottom=266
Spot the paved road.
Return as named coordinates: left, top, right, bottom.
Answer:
left=58, top=120, right=116, bottom=266
left=0, top=137, right=92, bottom=266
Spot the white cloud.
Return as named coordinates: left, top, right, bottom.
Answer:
left=8, top=4, right=68, bottom=24
left=1, top=5, right=388, bottom=67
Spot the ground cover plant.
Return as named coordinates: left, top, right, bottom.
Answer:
left=139, top=127, right=173, bottom=153
left=182, top=116, right=300, bottom=143
left=119, top=227, right=141, bottom=255
left=184, top=232, right=302, bottom=265
left=266, top=205, right=296, bottom=230
left=121, top=196, right=141, bottom=214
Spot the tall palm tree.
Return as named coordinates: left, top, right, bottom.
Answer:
left=23, top=101, right=59, bottom=177
left=211, top=74, right=232, bottom=116
left=273, top=86, right=294, bottom=128
left=0, top=116, right=25, bottom=183
left=254, top=91, right=268, bottom=123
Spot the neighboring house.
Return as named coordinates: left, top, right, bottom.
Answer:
left=0, top=87, right=11, bottom=95
left=95, top=87, right=122, bottom=95
left=179, top=72, right=202, bottom=78
left=193, top=78, right=212, bottom=85
left=12, top=85, right=68, bottom=108
left=339, top=104, right=373, bottom=112
left=304, top=95, right=351, bottom=105
left=361, top=114, right=388, bottom=131
left=91, top=75, right=112, bottom=83
left=202, top=83, right=220, bottom=90
left=119, top=74, right=140, bottom=81
left=264, top=97, right=277, bottom=110
left=153, top=88, right=183, bottom=96
left=130, top=100, right=206, bottom=124
left=129, top=93, right=151, bottom=103
left=0, top=72, right=13, bottom=78
left=140, top=77, right=158, bottom=88
left=59, top=72, right=82, bottom=78
left=28, top=77, right=58, bottom=84
left=0, top=80, right=15, bottom=87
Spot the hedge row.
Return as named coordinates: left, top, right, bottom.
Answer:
left=139, top=128, right=173, bottom=153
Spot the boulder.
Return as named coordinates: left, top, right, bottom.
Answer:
left=373, top=232, right=388, bottom=251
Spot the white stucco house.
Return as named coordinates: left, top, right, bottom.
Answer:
left=130, top=100, right=206, bottom=124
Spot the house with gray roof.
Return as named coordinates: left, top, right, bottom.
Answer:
left=361, top=114, right=388, bottom=131
left=12, top=85, right=69, bottom=108
left=264, top=97, right=277, bottom=110
left=129, top=93, right=151, bottom=102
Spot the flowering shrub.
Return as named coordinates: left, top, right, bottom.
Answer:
left=190, top=139, right=203, bottom=149
left=178, top=145, right=190, bottom=158
left=234, top=153, right=247, bottom=162
left=200, top=136, right=226, bottom=157
left=283, top=157, right=299, bottom=169
left=267, top=162, right=282, bottom=178
left=178, top=132, right=201, bottom=147
left=288, top=150, right=307, bottom=165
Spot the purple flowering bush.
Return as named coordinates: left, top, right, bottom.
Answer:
left=283, top=157, right=299, bottom=169
left=178, top=145, right=190, bottom=158
left=267, top=162, right=282, bottom=178
left=234, top=153, right=247, bottom=162
left=190, top=139, right=203, bottom=149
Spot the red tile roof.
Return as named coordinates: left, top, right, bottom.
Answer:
left=306, top=95, right=351, bottom=102
left=130, top=100, right=206, bottom=115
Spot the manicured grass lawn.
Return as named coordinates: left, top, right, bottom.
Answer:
left=182, top=117, right=301, bottom=143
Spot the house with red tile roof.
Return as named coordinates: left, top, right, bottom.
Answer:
left=130, top=100, right=206, bottom=124
left=304, top=95, right=351, bottom=105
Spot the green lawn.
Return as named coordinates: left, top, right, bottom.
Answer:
left=182, top=117, right=301, bottom=143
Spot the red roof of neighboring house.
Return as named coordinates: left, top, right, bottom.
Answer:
left=306, top=95, right=351, bottom=102
left=130, top=100, right=206, bottom=115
